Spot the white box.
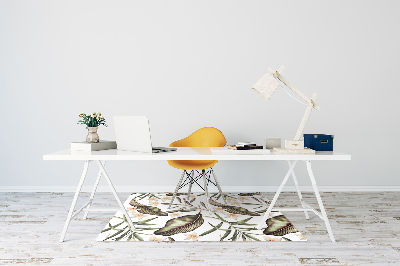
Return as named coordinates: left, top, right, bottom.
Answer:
left=265, top=138, right=281, bottom=149
left=71, top=140, right=117, bottom=151
left=285, top=140, right=304, bottom=150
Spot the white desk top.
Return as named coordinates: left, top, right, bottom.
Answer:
left=43, top=147, right=351, bottom=161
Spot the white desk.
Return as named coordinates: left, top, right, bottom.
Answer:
left=43, top=147, right=351, bottom=242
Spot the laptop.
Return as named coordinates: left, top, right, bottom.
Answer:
left=113, top=116, right=176, bottom=153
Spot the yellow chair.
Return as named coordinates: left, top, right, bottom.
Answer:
left=167, top=127, right=227, bottom=209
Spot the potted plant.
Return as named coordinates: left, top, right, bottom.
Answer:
left=77, top=112, right=107, bottom=143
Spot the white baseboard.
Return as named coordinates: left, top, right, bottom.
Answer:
left=1, top=186, right=400, bottom=192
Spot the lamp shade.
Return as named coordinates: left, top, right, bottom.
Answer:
left=251, top=73, right=280, bottom=101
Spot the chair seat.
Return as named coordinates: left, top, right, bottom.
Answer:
left=167, top=160, right=218, bottom=170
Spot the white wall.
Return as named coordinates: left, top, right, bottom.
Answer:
left=1, top=0, right=399, bottom=190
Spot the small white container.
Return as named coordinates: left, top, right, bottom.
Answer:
left=285, top=140, right=304, bottom=150
left=265, top=138, right=281, bottom=149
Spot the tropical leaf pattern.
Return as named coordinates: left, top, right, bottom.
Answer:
left=96, top=192, right=306, bottom=242
left=263, top=215, right=299, bottom=236
left=154, top=212, right=204, bottom=236
left=209, top=199, right=260, bottom=216
left=238, top=192, right=262, bottom=196
left=129, top=198, right=168, bottom=216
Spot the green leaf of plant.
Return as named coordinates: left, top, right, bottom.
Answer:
left=230, top=230, right=238, bottom=241
left=242, top=232, right=261, bottom=241
left=232, top=217, right=252, bottom=225
left=105, top=229, right=125, bottom=241
left=115, top=230, right=130, bottom=241
left=109, top=220, right=125, bottom=230
left=213, top=213, right=229, bottom=223
left=220, top=229, right=231, bottom=241
left=101, top=227, right=111, bottom=233
left=135, top=217, right=158, bottom=225
left=199, top=222, right=223, bottom=236
left=133, top=232, right=144, bottom=241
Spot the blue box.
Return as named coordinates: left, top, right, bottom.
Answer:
left=304, top=134, right=334, bottom=151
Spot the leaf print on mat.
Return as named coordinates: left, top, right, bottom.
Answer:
left=154, top=211, right=204, bottom=236
left=209, top=199, right=260, bottom=216
left=166, top=192, right=188, bottom=196
left=263, top=215, right=299, bottom=236
left=238, top=192, right=262, bottom=196
left=129, top=198, right=168, bottom=216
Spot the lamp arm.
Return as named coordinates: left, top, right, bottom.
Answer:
left=294, top=93, right=317, bottom=140
left=273, top=72, right=320, bottom=111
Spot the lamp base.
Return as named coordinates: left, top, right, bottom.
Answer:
left=273, top=147, right=315, bottom=154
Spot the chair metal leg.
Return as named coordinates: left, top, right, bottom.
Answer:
left=187, top=171, right=194, bottom=201
left=287, top=160, right=309, bottom=220
left=202, top=170, right=212, bottom=211
left=168, top=170, right=186, bottom=209
left=211, top=168, right=226, bottom=203
left=60, top=161, right=89, bottom=242
left=306, top=160, right=335, bottom=242
left=83, top=161, right=105, bottom=219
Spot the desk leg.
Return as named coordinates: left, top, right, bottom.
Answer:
left=257, top=160, right=297, bottom=230
left=306, top=160, right=335, bottom=242
left=96, top=160, right=136, bottom=232
left=60, top=160, right=89, bottom=242
left=83, top=161, right=105, bottom=219
left=288, top=160, right=310, bottom=220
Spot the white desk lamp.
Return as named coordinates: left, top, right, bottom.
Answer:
left=252, top=66, right=319, bottom=154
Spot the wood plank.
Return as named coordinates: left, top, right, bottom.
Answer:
left=0, top=192, right=399, bottom=265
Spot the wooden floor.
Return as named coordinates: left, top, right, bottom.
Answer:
left=0, top=191, right=399, bottom=265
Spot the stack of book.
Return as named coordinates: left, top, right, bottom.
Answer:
left=70, top=140, right=117, bottom=151
left=211, top=142, right=270, bottom=155
left=227, top=142, right=263, bottom=150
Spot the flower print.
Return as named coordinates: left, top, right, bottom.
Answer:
left=226, top=198, right=234, bottom=202
left=189, top=194, right=196, bottom=198
left=127, top=207, right=137, bottom=213
left=231, top=201, right=240, bottom=206
left=184, top=232, right=200, bottom=241
left=132, top=212, right=146, bottom=220
left=214, top=207, right=223, bottom=212
left=263, top=236, right=280, bottom=241
left=238, top=197, right=246, bottom=202
left=150, top=201, right=159, bottom=206
left=169, top=212, right=182, bottom=218
left=161, top=196, right=172, bottom=202
left=149, top=235, right=164, bottom=241
left=297, top=233, right=306, bottom=241
left=149, top=197, right=158, bottom=202
left=225, top=213, right=238, bottom=220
